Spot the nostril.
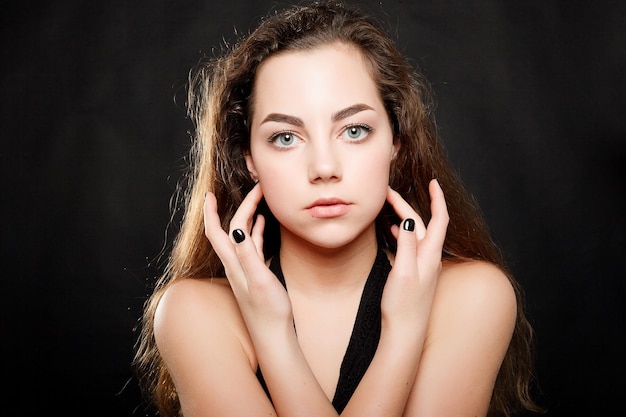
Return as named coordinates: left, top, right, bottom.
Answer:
left=307, top=154, right=342, bottom=182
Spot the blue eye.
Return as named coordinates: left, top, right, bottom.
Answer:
left=342, top=124, right=372, bottom=141
left=269, top=131, right=299, bottom=148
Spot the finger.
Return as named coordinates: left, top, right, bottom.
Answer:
left=420, top=179, right=449, bottom=255
left=250, top=214, right=265, bottom=257
left=386, top=187, right=426, bottom=239
left=230, top=183, right=264, bottom=235
left=230, top=227, right=276, bottom=290
left=204, top=192, right=235, bottom=255
left=390, top=223, right=399, bottom=240
left=204, top=192, right=246, bottom=286
left=392, top=217, right=418, bottom=279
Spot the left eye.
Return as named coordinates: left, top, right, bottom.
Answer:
left=341, top=124, right=372, bottom=141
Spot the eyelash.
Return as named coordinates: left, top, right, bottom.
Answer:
left=342, top=123, right=374, bottom=142
left=267, top=130, right=299, bottom=149
left=267, top=123, right=374, bottom=148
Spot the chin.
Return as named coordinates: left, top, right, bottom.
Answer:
left=289, top=224, right=377, bottom=252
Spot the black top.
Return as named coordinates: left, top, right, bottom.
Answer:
left=256, top=249, right=391, bottom=413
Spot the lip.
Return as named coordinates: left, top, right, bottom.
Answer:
left=306, top=197, right=348, bottom=209
left=306, top=198, right=351, bottom=218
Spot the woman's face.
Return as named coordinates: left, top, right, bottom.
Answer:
left=247, top=42, right=398, bottom=250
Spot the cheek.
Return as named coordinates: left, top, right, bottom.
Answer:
left=260, top=184, right=296, bottom=231
left=370, top=164, right=392, bottom=208
left=358, top=151, right=393, bottom=184
left=349, top=152, right=392, bottom=210
left=255, top=166, right=291, bottom=213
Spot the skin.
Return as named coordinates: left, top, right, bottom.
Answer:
left=153, top=43, right=517, bottom=417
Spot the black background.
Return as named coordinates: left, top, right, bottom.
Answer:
left=2, top=1, right=624, bottom=416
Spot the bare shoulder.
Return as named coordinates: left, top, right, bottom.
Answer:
left=406, top=261, right=519, bottom=415
left=152, top=278, right=276, bottom=415
left=438, top=260, right=516, bottom=304
left=155, top=276, right=236, bottom=318
left=428, top=260, right=517, bottom=343
left=155, top=277, right=236, bottom=331
left=154, top=277, right=255, bottom=368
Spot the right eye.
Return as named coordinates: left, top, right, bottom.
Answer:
left=268, top=131, right=300, bottom=148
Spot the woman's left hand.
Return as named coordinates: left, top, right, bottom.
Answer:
left=381, top=179, right=449, bottom=333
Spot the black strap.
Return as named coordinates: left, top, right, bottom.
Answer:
left=257, top=249, right=391, bottom=413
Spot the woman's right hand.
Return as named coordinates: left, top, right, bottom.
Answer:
left=205, top=185, right=338, bottom=416
left=204, top=183, right=294, bottom=337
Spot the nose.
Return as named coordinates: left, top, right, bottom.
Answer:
left=307, top=138, right=342, bottom=183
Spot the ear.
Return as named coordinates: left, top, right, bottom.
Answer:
left=244, top=151, right=259, bottom=181
left=391, top=138, right=401, bottom=160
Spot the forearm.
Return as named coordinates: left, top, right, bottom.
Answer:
left=254, top=323, right=425, bottom=417
left=252, top=324, right=339, bottom=417
left=341, top=326, right=425, bottom=417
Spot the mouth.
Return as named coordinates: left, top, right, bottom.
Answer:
left=306, top=198, right=348, bottom=209
left=306, top=198, right=351, bottom=218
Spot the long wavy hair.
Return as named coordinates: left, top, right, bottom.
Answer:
left=133, top=2, right=542, bottom=416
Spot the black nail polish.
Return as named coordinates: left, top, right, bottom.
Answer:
left=402, top=218, right=415, bottom=232
left=232, top=229, right=246, bottom=243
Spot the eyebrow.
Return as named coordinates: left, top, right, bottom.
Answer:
left=260, top=103, right=375, bottom=126
left=331, top=103, right=374, bottom=122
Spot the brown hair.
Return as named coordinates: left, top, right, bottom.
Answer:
left=133, top=2, right=542, bottom=416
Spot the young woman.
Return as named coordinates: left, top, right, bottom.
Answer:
left=133, top=2, right=541, bottom=416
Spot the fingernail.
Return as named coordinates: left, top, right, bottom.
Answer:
left=402, top=218, right=415, bottom=232
left=232, top=229, right=246, bottom=243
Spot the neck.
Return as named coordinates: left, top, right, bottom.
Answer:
left=277, top=226, right=379, bottom=293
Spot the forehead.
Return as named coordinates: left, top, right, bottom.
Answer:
left=250, top=43, right=382, bottom=121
